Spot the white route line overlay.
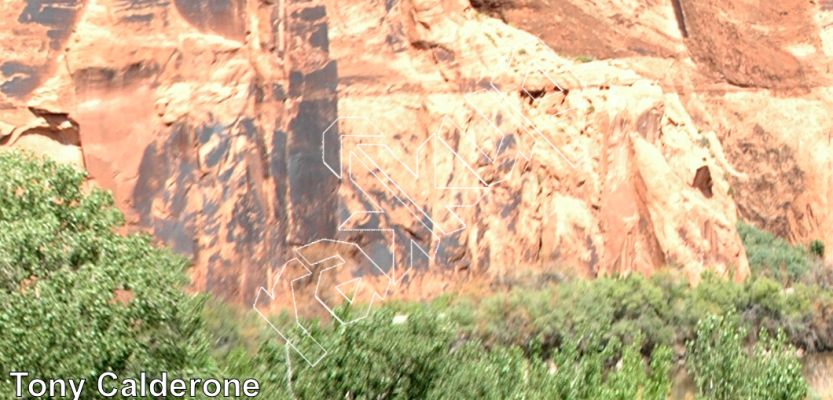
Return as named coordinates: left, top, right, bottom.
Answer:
left=254, top=239, right=390, bottom=366
left=255, top=36, right=590, bottom=366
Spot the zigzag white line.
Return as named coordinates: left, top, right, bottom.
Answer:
left=255, top=36, right=593, bottom=367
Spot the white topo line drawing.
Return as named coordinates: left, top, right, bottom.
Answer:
left=253, top=239, right=391, bottom=366
left=254, top=37, right=589, bottom=366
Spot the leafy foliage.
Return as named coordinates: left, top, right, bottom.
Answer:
left=810, top=239, right=825, bottom=258
left=224, top=306, right=672, bottom=400
left=0, top=151, right=821, bottom=399
left=738, top=220, right=813, bottom=284
left=0, top=151, right=212, bottom=398
left=686, top=312, right=807, bottom=400
left=555, top=274, right=675, bottom=348
left=216, top=220, right=826, bottom=399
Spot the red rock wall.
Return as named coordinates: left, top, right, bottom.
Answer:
left=6, top=0, right=832, bottom=308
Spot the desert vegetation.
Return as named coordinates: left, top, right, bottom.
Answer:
left=212, top=220, right=830, bottom=398
left=0, top=151, right=829, bottom=399
left=0, top=152, right=214, bottom=399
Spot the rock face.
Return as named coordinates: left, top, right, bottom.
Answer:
left=320, top=0, right=750, bottom=298
left=1, top=0, right=340, bottom=304
left=473, top=0, right=833, bottom=265
left=2, top=0, right=830, bottom=306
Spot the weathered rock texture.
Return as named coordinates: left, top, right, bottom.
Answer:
left=473, top=0, right=833, bottom=267
left=1, top=0, right=830, bottom=305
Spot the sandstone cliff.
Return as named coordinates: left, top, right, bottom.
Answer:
left=1, top=0, right=829, bottom=306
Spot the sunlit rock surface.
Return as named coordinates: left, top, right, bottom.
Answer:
left=3, top=0, right=831, bottom=306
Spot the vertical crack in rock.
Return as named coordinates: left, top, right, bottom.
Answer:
left=670, top=0, right=688, bottom=38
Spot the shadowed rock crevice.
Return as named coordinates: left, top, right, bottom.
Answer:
left=670, top=0, right=688, bottom=38
left=468, top=0, right=512, bottom=21
left=692, top=166, right=713, bottom=198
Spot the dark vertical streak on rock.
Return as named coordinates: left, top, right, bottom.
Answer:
left=671, top=0, right=688, bottom=38
left=167, top=124, right=197, bottom=218
left=133, top=124, right=200, bottom=261
left=284, top=0, right=339, bottom=245
left=126, top=0, right=342, bottom=302
left=309, top=23, right=330, bottom=52
left=271, top=130, right=289, bottom=222
left=134, top=143, right=167, bottom=224
left=173, top=0, right=247, bottom=41
left=287, top=100, right=339, bottom=242
left=305, top=60, right=338, bottom=98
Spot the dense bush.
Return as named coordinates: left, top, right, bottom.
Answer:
left=738, top=220, right=814, bottom=284
left=0, top=151, right=212, bottom=398
left=223, top=306, right=673, bottom=399
left=810, top=239, right=825, bottom=258
left=0, top=152, right=822, bottom=399
left=410, top=268, right=818, bottom=354
left=212, top=261, right=821, bottom=399
left=216, top=270, right=816, bottom=400
left=687, top=312, right=807, bottom=400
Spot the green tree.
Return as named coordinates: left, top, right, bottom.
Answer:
left=545, top=333, right=671, bottom=400
left=747, top=329, right=808, bottom=400
left=0, top=151, right=212, bottom=398
left=686, top=312, right=807, bottom=400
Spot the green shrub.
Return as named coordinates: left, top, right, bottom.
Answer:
left=810, top=239, right=825, bottom=258
left=686, top=312, right=808, bottom=400
left=738, top=221, right=812, bottom=284
left=218, top=221, right=824, bottom=398
left=237, top=305, right=673, bottom=400
left=430, top=342, right=535, bottom=400
left=221, top=267, right=823, bottom=399
left=675, top=270, right=745, bottom=338
left=0, top=151, right=212, bottom=398
left=229, top=306, right=455, bottom=399
left=545, top=333, right=671, bottom=400
left=554, top=274, right=674, bottom=348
